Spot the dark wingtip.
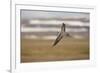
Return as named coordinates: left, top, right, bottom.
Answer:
left=62, top=23, right=64, bottom=24
left=52, top=43, right=56, bottom=47
left=62, top=23, right=65, bottom=26
left=52, top=45, right=55, bottom=47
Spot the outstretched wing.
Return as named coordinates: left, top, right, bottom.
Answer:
left=66, top=33, right=72, bottom=37
left=52, top=23, right=65, bottom=47
left=52, top=32, right=63, bottom=47
left=61, top=23, right=66, bottom=33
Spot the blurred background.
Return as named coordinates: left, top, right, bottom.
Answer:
left=21, top=10, right=89, bottom=40
left=21, top=10, right=90, bottom=62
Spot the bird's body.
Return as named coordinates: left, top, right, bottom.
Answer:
left=52, top=32, right=63, bottom=46
left=52, top=23, right=71, bottom=47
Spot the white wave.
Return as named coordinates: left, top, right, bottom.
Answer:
left=21, top=27, right=87, bottom=32
left=22, top=35, right=85, bottom=40
left=73, top=35, right=84, bottom=39
left=29, top=20, right=89, bottom=26
left=23, top=35, right=57, bottom=40
left=23, top=35, right=38, bottom=39
left=42, top=36, right=57, bottom=40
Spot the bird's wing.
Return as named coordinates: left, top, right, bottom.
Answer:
left=61, top=23, right=66, bottom=33
left=52, top=23, right=66, bottom=47
left=66, top=33, right=72, bottom=37
left=52, top=32, right=63, bottom=46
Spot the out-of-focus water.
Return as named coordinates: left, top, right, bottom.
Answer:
left=21, top=10, right=89, bottom=39
left=21, top=20, right=89, bottom=40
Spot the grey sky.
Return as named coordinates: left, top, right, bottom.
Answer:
left=21, top=10, right=89, bottom=20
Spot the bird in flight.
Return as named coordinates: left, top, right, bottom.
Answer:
left=52, top=23, right=71, bottom=47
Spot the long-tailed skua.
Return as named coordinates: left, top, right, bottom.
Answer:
left=52, top=23, right=71, bottom=47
